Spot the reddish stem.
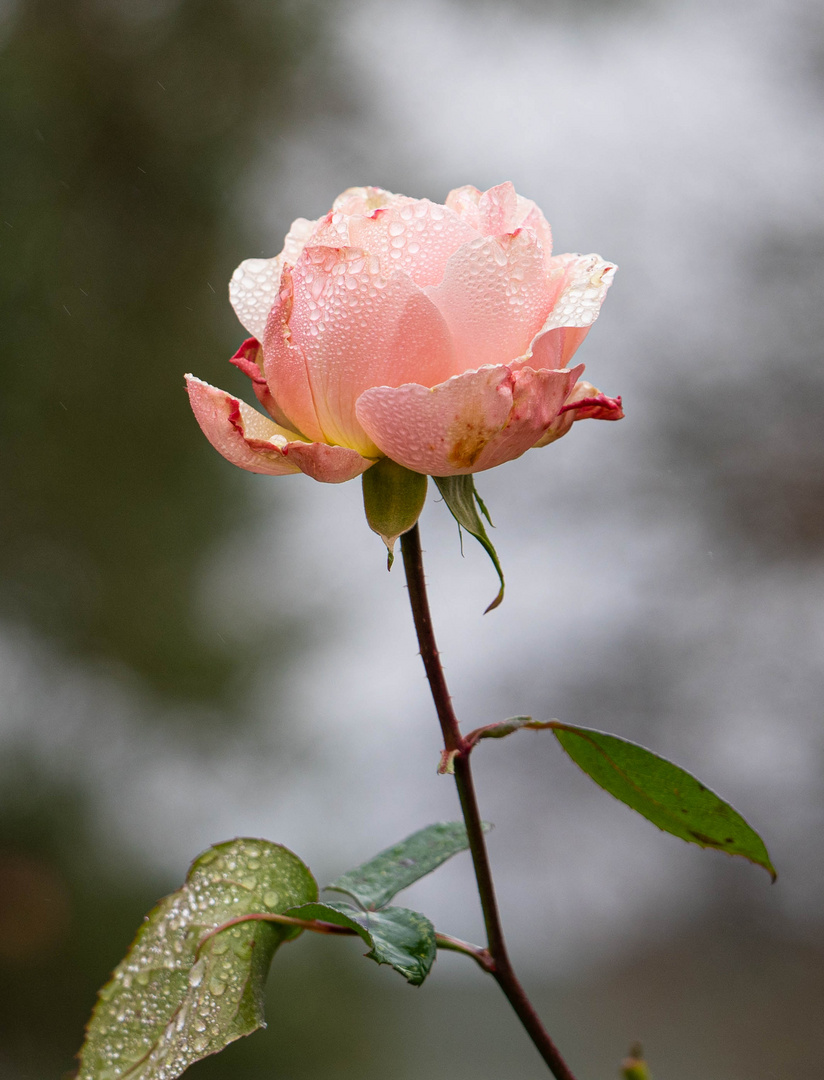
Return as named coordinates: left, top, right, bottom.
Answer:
left=400, top=523, right=579, bottom=1080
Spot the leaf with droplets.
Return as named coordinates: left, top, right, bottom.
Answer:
left=553, top=724, right=776, bottom=879
left=77, top=838, right=317, bottom=1080
left=434, top=475, right=505, bottom=612
left=325, top=821, right=491, bottom=911
left=285, top=901, right=437, bottom=986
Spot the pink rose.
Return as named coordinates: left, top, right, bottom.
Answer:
left=186, top=182, right=622, bottom=483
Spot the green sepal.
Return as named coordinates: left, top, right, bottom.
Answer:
left=362, top=458, right=428, bottom=566
left=621, top=1043, right=652, bottom=1079
left=326, top=821, right=491, bottom=911
left=285, top=901, right=436, bottom=986
left=553, top=723, right=776, bottom=879
left=433, top=475, right=504, bottom=611
left=77, top=839, right=318, bottom=1080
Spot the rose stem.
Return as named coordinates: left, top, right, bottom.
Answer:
left=400, top=523, right=579, bottom=1080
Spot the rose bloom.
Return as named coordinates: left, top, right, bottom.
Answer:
left=186, top=182, right=622, bottom=483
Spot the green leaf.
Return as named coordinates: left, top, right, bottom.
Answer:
left=553, top=724, right=776, bottom=879
left=433, top=475, right=505, bottom=612
left=285, top=901, right=436, bottom=986
left=362, top=458, right=428, bottom=566
left=326, top=821, right=491, bottom=910
left=78, top=839, right=317, bottom=1080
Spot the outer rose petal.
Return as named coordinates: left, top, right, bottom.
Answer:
left=185, top=376, right=373, bottom=483
left=264, top=247, right=456, bottom=455
left=229, top=217, right=319, bottom=340
left=281, top=441, right=375, bottom=483
left=356, top=363, right=584, bottom=477
left=186, top=375, right=301, bottom=475
left=533, top=380, right=624, bottom=448
left=425, top=231, right=553, bottom=371
left=527, top=254, right=616, bottom=370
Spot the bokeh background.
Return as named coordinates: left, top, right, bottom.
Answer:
left=2, top=0, right=823, bottom=1077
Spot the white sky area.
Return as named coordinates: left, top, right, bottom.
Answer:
left=2, top=0, right=823, bottom=976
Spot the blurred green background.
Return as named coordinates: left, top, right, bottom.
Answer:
left=2, top=0, right=823, bottom=1077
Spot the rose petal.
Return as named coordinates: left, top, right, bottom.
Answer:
left=229, top=217, right=320, bottom=339
left=185, top=375, right=374, bottom=483
left=528, top=254, right=616, bottom=370
left=478, top=182, right=552, bottom=254
left=445, top=185, right=483, bottom=229
left=228, top=337, right=298, bottom=430
left=347, top=198, right=479, bottom=287
left=230, top=257, right=283, bottom=341
left=186, top=375, right=302, bottom=475
left=533, top=380, right=624, bottom=448
left=356, top=363, right=583, bottom=476
left=264, top=247, right=456, bottom=455
left=448, top=182, right=553, bottom=259
left=305, top=190, right=407, bottom=249
left=282, top=441, right=376, bottom=483
left=425, top=231, right=554, bottom=372
left=332, top=186, right=403, bottom=215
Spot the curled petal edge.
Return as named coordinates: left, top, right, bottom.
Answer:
left=533, top=380, right=624, bottom=448
left=228, top=337, right=282, bottom=425
left=185, top=375, right=376, bottom=483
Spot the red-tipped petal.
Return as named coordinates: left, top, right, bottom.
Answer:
left=533, top=380, right=624, bottom=448
left=560, top=390, right=624, bottom=422
left=229, top=337, right=299, bottom=431
left=186, top=375, right=302, bottom=475
left=186, top=375, right=375, bottom=484
left=356, top=363, right=583, bottom=477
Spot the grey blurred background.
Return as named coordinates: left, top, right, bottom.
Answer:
left=1, top=0, right=823, bottom=1077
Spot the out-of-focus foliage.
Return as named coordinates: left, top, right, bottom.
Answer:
left=0, top=0, right=327, bottom=702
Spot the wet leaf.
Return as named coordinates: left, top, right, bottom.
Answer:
left=326, top=821, right=490, bottom=910
left=434, top=476, right=505, bottom=612
left=77, top=838, right=317, bottom=1080
left=553, top=724, right=776, bottom=879
left=286, top=901, right=436, bottom=986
